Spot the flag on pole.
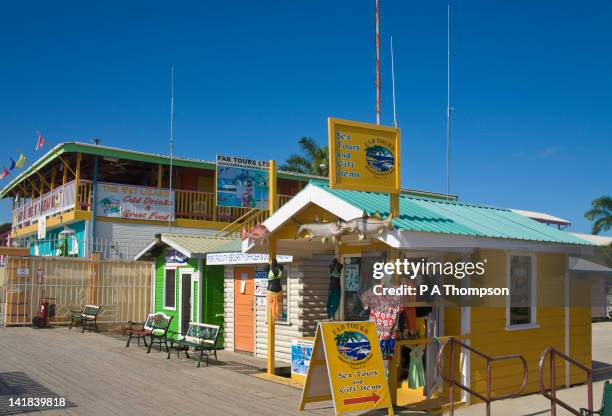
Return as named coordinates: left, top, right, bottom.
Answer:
left=0, top=166, right=9, bottom=179
left=15, top=153, right=26, bottom=168
left=8, top=158, right=15, bottom=170
left=36, top=131, right=46, bottom=150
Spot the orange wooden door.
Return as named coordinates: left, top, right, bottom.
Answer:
left=234, top=267, right=254, bottom=353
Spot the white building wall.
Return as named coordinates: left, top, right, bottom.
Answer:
left=223, top=254, right=332, bottom=364
left=95, top=221, right=216, bottom=259
left=223, top=265, right=235, bottom=351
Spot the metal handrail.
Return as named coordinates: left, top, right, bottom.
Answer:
left=437, top=337, right=528, bottom=416
left=537, top=347, right=612, bottom=416
left=212, top=208, right=261, bottom=237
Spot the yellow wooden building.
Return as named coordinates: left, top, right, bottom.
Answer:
left=239, top=180, right=593, bottom=409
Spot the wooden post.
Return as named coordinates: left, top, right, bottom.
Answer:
left=266, top=161, right=279, bottom=375
left=267, top=237, right=277, bottom=375
left=268, top=160, right=278, bottom=214
left=50, top=165, right=56, bottom=190
left=62, top=161, right=68, bottom=187
left=390, top=193, right=400, bottom=217
left=74, top=153, right=82, bottom=210
left=88, top=252, right=101, bottom=305
left=157, top=164, right=163, bottom=188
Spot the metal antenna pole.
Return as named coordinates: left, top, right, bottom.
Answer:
left=390, top=36, right=398, bottom=128
left=169, top=67, right=175, bottom=231
left=446, top=1, right=453, bottom=199
left=376, top=0, right=381, bottom=125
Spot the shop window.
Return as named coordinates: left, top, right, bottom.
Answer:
left=507, top=254, right=536, bottom=327
left=344, top=257, right=378, bottom=321
left=164, top=268, right=176, bottom=309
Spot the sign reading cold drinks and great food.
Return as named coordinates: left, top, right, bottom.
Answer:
left=328, top=118, right=400, bottom=193
left=96, top=182, right=175, bottom=221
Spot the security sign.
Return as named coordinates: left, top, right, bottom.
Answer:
left=299, top=321, right=393, bottom=415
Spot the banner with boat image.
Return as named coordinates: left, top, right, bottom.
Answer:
left=216, top=154, right=270, bottom=210
left=299, top=321, right=393, bottom=415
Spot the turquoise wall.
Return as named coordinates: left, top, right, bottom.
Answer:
left=29, top=221, right=87, bottom=257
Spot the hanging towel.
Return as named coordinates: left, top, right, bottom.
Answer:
left=408, top=345, right=426, bottom=389
left=267, top=290, right=283, bottom=321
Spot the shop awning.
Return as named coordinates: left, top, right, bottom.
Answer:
left=244, top=181, right=593, bottom=255
left=135, top=234, right=241, bottom=260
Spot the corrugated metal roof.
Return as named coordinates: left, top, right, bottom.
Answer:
left=161, top=234, right=242, bottom=257
left=313, top=182, right=590, bottom=245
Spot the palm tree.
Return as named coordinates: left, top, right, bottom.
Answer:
left=280, top=137, right=328, bottom=177
left=585, top=196, right=612, bottom=235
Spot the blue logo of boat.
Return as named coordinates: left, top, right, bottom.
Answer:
left=365, top=145, right=395, bottom=174
left=335, top=331, right=371, bottom=361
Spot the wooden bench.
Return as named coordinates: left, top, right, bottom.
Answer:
left=125, top=312, right=173, bottom=354
left=69, top=305, right=101, bottom=333
left=167, top=323, right=220, bottom=367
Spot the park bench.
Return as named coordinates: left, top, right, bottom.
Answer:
left=69, top=305, right=101, bottom=333
left=125, top=312, right=173, bottom=354
left=167, top=322, right=220, bottom=367
left=581, top=380, right=612, bottom=415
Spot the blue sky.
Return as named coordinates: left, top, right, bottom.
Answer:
left=0, top=0, right=610, bottom=234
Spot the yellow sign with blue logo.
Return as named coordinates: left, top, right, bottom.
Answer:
left=299, top=321, right=394, bottom=415
left=328, top=118, right=401, bottom=193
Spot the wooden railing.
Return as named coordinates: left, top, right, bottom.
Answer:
left=214, top=209, right=270, bottom=237
left=78, top=180, right=93, bottom=211
left=277, top=194, right=292, bottom=208
left=175, top=189, right=216, bottom=220
left=12, top=182, right=296, bottom=231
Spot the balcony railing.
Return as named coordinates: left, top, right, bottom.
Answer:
left=11, top=180, right=294, bottom=233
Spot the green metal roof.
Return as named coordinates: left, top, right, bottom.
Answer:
left=161, top=234, right=242, bottom=257
left=135, top=234, right=242, bottom=260
left=0, top=141, right=322, bottom=198
left=313, top=181, right=590, bottom=245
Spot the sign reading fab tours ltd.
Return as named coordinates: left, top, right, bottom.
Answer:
left=95, top=182, right=175, bottom=221
left=216, top=155, right=270, bottom=210
left=299, top=321, right=393, bottom=415
left=328, top=118, right=400, bottom=193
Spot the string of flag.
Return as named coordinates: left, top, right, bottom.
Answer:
left=0, top=131, right=47, bottom=179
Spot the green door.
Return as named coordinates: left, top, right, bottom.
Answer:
left=203, top=265, right=225, bottom=347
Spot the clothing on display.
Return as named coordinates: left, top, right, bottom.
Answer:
left=408, top=345, right=426, bottom=389
left=326, top=259, right=342, bottom=318
left=265, top=259, right=285, bottom=321
left=264, top=259, right=284, bottom=293
left=360, top=289, right=402, bottom=341
left=267, top=290, right=283, bottom=321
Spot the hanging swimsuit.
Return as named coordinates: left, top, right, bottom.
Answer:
left=266, top=264, right=284, bottom=321
left=326, top=264, right=342, bottom=319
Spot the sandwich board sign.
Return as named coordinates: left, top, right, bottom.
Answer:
left=299, top=321, right=394, bottom=415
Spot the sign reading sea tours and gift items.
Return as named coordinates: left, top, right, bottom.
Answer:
left=328, top=118, right=400, bottom=193
left=299, top=321, right=394, bottom=415
left=96, top=182, right=175, bottom=221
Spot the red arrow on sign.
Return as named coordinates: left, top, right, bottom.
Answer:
left=343, top=393, right=381, bottom=406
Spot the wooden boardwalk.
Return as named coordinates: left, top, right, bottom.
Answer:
left=0, top=327, right=335, bottom=416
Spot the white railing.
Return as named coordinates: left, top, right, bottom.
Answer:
left=12, top=180, right=77, bottom=232
left=9, top=237, right=147, bottom=262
